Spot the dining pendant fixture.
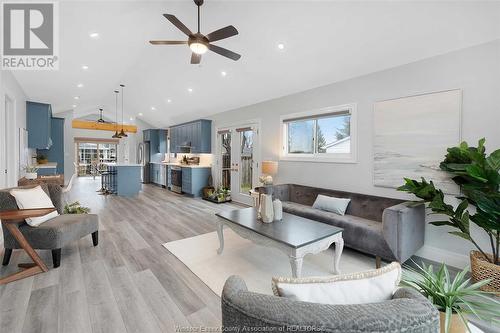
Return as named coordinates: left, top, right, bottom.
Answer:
left=118, top=84, right=128, bottom=138
left=112, top=90, right=121, bottom=138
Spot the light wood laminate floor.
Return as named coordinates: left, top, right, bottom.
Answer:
left=0, top=177, right=244, bottom=333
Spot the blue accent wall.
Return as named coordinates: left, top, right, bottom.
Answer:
left=37, top=117, right=64, bottom=174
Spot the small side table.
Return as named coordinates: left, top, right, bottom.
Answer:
left=0, top=208, right=55, bottom=285
left=18, top=175, right=64, bottom=187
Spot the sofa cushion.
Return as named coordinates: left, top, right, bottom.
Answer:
left=271, top=262, right=401, bottom=305
left=5, top=214, right=99, bottom=249
left=282, top=201, right=396, bottom=260
left=9, top=186, right=59, bottom=226
left=312, top=194, right=350, bottom=216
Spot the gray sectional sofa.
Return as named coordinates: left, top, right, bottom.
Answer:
left=222, top=275, right=439, bottom=333
left=258, top=184, right=425, bottom=263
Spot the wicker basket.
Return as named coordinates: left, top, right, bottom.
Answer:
left=470, top=250, right=500, bottom=295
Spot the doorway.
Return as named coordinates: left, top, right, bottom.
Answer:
left=75, top=139, right=118, bottom=176
left=0, top=96, right=13, bottom=189
left=216, top=122, right=260, bottom=205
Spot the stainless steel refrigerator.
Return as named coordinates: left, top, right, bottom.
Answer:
left=137, top=142, right=150, bottom=183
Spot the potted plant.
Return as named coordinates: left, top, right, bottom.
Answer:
left=24, top=165, right=39, bottom=180
left=402, top=262, right=500, bottom=333
left=398, top=139, right=500, bottom=293
left=63, top=201, right=90, bottom=214
left=36, top=154, right=48, bottom=164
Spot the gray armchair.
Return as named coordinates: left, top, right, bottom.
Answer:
left=222, top=276, right=439, bottom=333
left=1, top=184, right=98, bottom=268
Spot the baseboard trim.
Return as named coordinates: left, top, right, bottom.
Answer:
left=415, top=245, right=469, bottom=269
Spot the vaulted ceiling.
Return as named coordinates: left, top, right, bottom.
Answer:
left=12, top=1, right=500, bottom=128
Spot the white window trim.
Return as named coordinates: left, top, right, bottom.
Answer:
left=279, top=103, right=358, bottom=163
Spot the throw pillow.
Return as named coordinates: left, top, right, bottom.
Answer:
left=9, top=186, right=59, bottom=227
left=272, top=262, right=401, bottom=305
left=312, top=194, right=351, bottom=215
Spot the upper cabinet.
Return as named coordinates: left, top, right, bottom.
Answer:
left=170, top=119, right=211, bottom=153
left=37, top=117, right=64, bottom=174
left=27, top=101, right=53, bottom=149
left=143, top=129, right=168, bottom=162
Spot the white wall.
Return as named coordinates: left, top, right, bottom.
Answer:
left=209, top=40, right=500, bottom=268
left=0, top=70, right=28, bottom=245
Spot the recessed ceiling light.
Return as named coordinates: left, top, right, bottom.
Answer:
left=89, top=32, right=100, bottom=39
left=72, top=104, right=77, bottom=108
left=277, top=43, right=285, bottom=50
left=81, top=65, right=89, bottom=70
left=129, top=117, right=134, bottom=121
left=221, top=71, right=227, bottom=77
left=138, top=113, right=143, bottom=116
left=74, top=96, right=80, bottom=100
left=151, top=106, right=156, bottom=111
left=167, top=99, right=172, bottom=103
left=188, top=88, right=193, bottom=93
left=77, top=83, right=84, bottom=88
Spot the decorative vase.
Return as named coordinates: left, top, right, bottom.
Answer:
left=439, top=311, right=466, bottom=333
left=470, top=250, right=500, bottom=295
left=26, top=172, right=37, bottom=180
left=273, top=199, right=283, bottom=221
left=260, top=194, right=274, bottom=223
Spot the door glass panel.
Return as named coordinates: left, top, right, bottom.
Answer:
left=219, top=132, right=231, bottom=189
left=239, top=129, right=253, bottom=194
left=77, top=142, right=117, bottom=176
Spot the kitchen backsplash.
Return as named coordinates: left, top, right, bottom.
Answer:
left=167, top=153, right=213, bottom=166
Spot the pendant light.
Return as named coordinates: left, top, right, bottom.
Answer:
left=118, top=84, right=128, bottom=138
left=112, top=90, right=121, bottom=138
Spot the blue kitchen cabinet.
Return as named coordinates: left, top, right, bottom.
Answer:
left=143, top=129, right=151, bottom=141
left=170, top=119, right=212, bottom=153
left=37, top=117, right=64, bottom=174
left=27, top=101, right=53, bottom=149
left=37, top=167, right=57, bottom=176
left=181, top=167, right=211, bottom=197
left=167, top=166, right=171, bottom=188
left=159, top=129, right=167, bottom=155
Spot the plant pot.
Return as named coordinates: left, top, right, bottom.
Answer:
left=439, top=311, right=466, bottom=333
left=470, top=250, right=500, bottom=295
left=25, top=172, right=38, bottom=180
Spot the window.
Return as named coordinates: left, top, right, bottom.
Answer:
left=281, top=104, right=356, bottom=162
left=76, top=139, right=118, bottom=176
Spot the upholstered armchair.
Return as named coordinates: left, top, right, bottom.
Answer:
left=0, top=184, right=99, bottom=268
left=222, top=275, right=440, bottom=333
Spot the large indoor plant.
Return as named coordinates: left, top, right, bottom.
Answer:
left=402, top=262, right=499, bottom=333
left=398, top=139, right=500, bottom=293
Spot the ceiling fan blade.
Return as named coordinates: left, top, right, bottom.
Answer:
left=208, top=44, right=241, bottom=61
left=206, top=25, right=238, bottom=42
left=190, top=53, right=201, bottom=64
left=163, top=14, right=192, bottom=37
left=149, top=40, right=187, bottom=45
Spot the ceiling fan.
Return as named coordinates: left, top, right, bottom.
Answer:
left=96, top=108, right=113, bottom=124
left=149, top=0, right=241, bottom=64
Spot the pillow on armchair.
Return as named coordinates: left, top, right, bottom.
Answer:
left=9, top=186, right=59, bottom=227
left=272, top=262, right=401, bottom=305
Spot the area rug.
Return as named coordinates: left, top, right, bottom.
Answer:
left=163, top=229, right=375, bottom=296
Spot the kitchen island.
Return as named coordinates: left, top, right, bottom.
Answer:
left=106, top=164, right=142, bottom=197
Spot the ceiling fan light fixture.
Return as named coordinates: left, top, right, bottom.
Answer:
left=189, top=41, right=208, bottom=55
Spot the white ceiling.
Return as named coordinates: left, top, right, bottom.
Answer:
left=12, top=1, right=500, bottom=127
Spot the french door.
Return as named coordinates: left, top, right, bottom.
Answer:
left=217, top=123, right=260, bottom=205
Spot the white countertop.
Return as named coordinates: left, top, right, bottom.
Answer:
left=105, top=163, right=142, bottom=167
left=150, top=162, right=211, bottom=168
left=36, top=162, right=57, bottom=169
